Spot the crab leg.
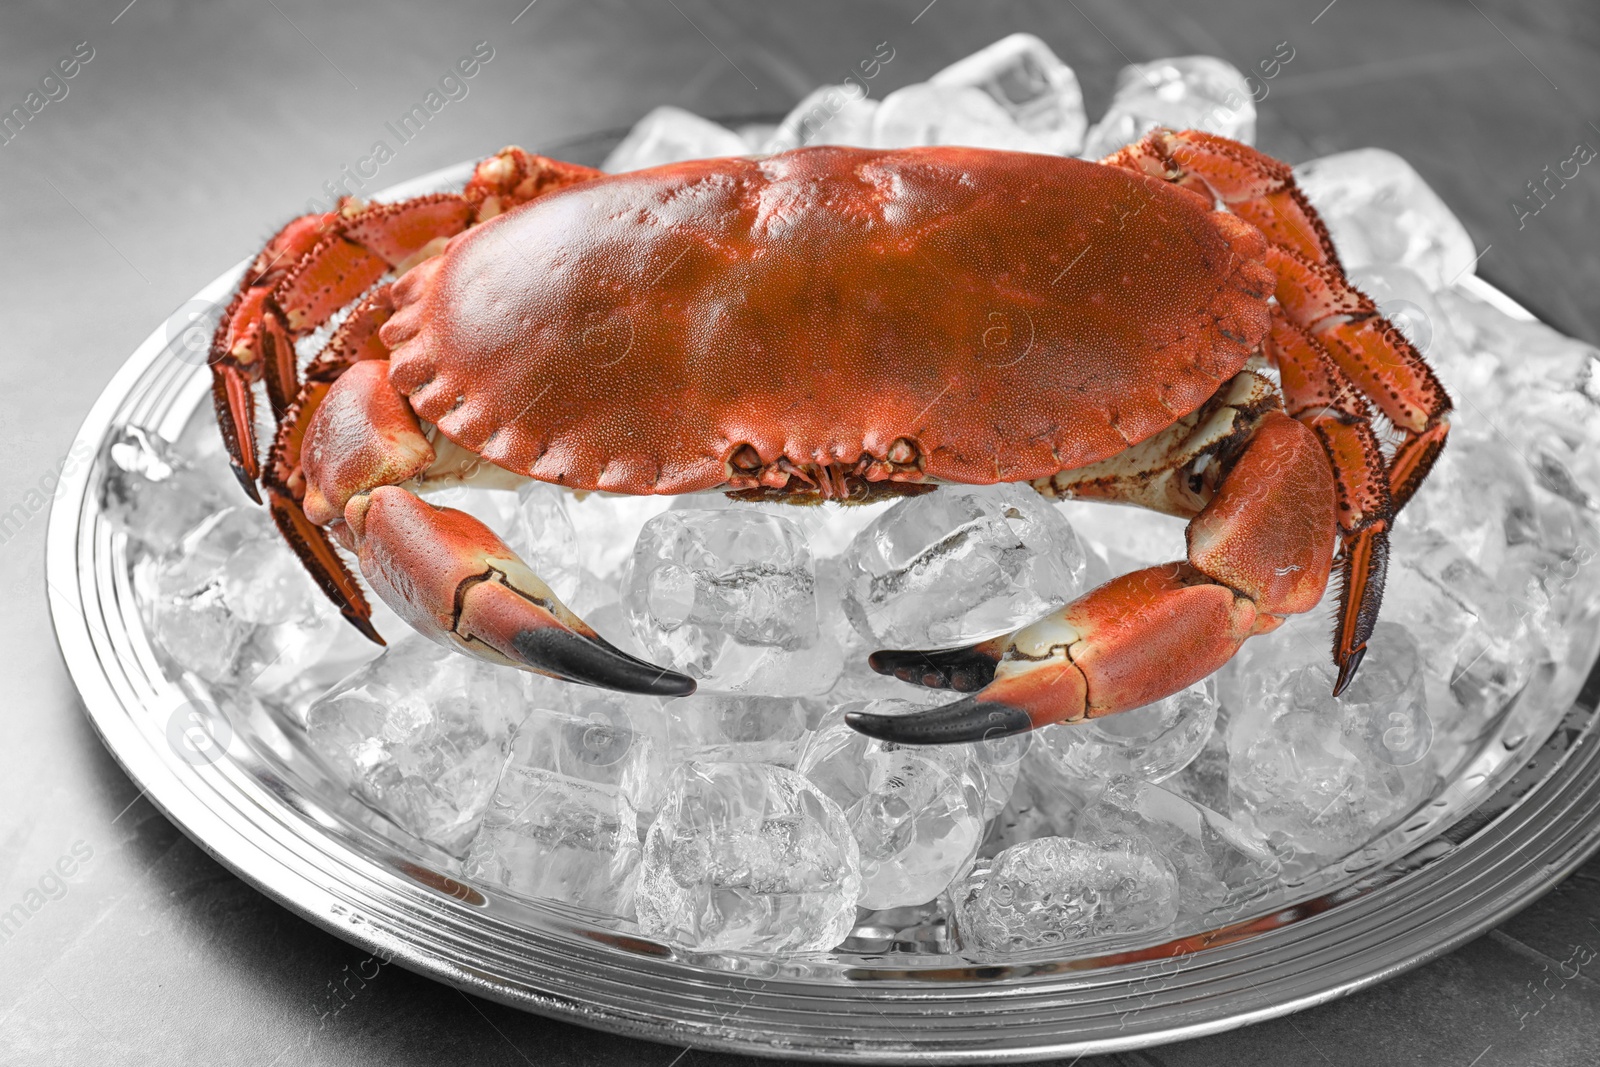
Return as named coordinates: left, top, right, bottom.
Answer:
left=853, top=410, right=1336, bottom=744
left=1103, top=126, right=1449, bottom=691
left=292, top=358, right=692, bottom=695
left=1105, top=128, right=1452, bottom=509
left=1267, top=308, right=1393, bottom=687
left=208, top=196, right=468, bottom=495
left=1103, top=127, right=1339, bottom=268
left=255, top=286, right=401, bottom=640
left=1265, top=246, right=1451, bottom=508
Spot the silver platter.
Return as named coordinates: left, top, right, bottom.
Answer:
left=46, top=152, right=1600, bottom=1063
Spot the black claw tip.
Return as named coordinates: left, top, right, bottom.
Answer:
left=867, top=646, right=1000, bottom=692
left=845, top=697, right=1033, bottom=746
left=1333, top=644, right=1367, bottom=697
left=231, top=463, right=263, bottom=505
left=511, top=627, right=695, bottom=697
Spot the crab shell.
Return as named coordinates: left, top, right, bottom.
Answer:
left=378, top=146, right=1274, bottom=497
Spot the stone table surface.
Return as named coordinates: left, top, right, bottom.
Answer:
left=2, top=0, right=1599, bottom=1064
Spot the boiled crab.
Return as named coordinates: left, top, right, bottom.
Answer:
left=207, top=129, right=1449, bottom=744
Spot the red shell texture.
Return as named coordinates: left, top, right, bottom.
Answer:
left=381, top=145, right=1273, bottom=495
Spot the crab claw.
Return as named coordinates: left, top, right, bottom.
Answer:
left=852, top=628, right=1090, bottom=746
left=851, top=564, right=1258, bottom=745
left=353, top=485, right=694, bottom=696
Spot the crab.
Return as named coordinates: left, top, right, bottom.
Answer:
left=207, top=128, right=1450, bottom=745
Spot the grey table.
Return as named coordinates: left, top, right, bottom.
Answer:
left=3, top=1, right=1598, bottom=1064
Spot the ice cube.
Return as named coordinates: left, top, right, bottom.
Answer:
left=765, top=84, right=880, bottom=152
left=635, top=762, right=861, bottom=953
left=462, top=699, right=651, bottom=914
left=1227, top=619, right=1440, bottom=861
left=978, top=744, right=1097, bottom=859
left=669, top=491, right=895, bottom=559
left=563, top=489, right=676, bottom=587
left=1051, top=499, right=1189, bottom=575
left=870, top=83, right=1054, bottom=153
left=623, top=509, right=821, bottom=684
left=1398, top=431, right=1541, bottom=579
left=148, top=577, right=255, bottom=684
left=508, top=684, right=671, bottom=821
left=1433, top=287, right=1600, bottom=520
left=840, top=484, right=1089, bottom=647
left=574, top=599, right=638, bottom=654
left=1496, top=491, right=1600, bottom=664
left=234, top=608, right=347, bottom=696
left=1384, top=528, right=1545, bottom=737
left=306, top=635, right=530, bottom=854
left=601, top=106, right=748, bottom=173
left=1435, top=289, right=1600, bottom=480
left=1164, top=704, right=1231, bottom=814
left=930, top=33, right=1087, bottom=155
left=818, top=693, right=1024, bottom=820
left=1082, top=56, right=1255, bottom=160
left=736, top=122, right=780, bottom=152
left=144, top=506, right=335, bottom=687
left=1295, top=148, right=1478, bottom=290
left=970, top=729, right=1028, bottom=820
left=728, top=631, right=849, bottom=698
left=798, top=706, right=987, bottom=909
left=825, top=631, right=960, bottom=707
left=1031, top=677, right=1219, bottom=784
left=220, top=539, right=323, bottom=627
left=661, top=545, right=849, bottom=697
left=274, top=595, right=410, bottom=728
left=952, top=836, right=1179, bottom=954
left=99, top=424, right=235, bottom=548
left=662, top=691, right=816, bottom=768
left=1074, top=777, right=1281, bottom=918
left=1509, top=396, right=1600, bottom=520
left=1439, top=284, right=1600, bottom=394
left=1374, top=290, right=1600, bottom=641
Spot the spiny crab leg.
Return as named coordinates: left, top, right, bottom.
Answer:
left=1267, top=307, right=1393, bottom=688
left=1264, top=246, right=1452, bottom=509
left=856, top=409, right=1336, bottom=744
left=1103, top=127, right=1340, bottom=270
left=1101, top=127, right=1449, bottom=694
left=260, top=315, right=402, bottom=641
left=208, top=195, right=473, bottom=497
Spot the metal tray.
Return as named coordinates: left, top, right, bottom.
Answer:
left=46, top=144, right=1600, bottom=1062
